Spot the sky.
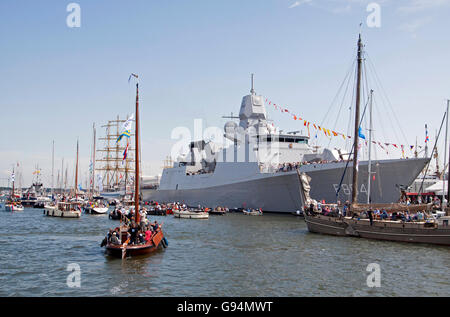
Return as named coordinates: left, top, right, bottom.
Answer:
left=1, top=0, right=450, bottom=187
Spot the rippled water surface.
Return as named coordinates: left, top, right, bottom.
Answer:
left=0, top=208, right=449, bottom=296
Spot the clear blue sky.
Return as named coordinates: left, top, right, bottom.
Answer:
left=1, top=0, right=450, bottom=187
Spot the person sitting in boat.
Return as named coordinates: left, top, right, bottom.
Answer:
left=394, top=212, right=400, bottom=220
left=110, top=232, right=120, bottom=245
left=137, top=230, right=145, bottom=244
left=404, top=212, right=412, bottom=222
left=374, top=209, right=381, bottom=218
left=114, top=227, right=121, bottom=242
left=417, top=211, right=424, bottom=221
left=107, top=229, right=114, bottom=243
left=380, top=209, right=388, bottom=220
left=399, top=212, right=407, bottom=222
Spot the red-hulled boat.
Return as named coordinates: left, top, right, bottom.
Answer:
left=106, top=228, right=165, bottom=258
left=103, top=76, right=167, bottom=258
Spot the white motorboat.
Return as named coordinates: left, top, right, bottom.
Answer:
left=173, top=209, right=209, bottom=219
left=5, top=203, right=24, bottom=212
left=84, top=201, right=109, bottom=214
left=91, top=206, right=109, bottom=214
left=243, top=209, right=263, bottom=216
left=45, top=202, right=81, bottom=218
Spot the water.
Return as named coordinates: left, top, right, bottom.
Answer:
left=0, top=208, right=449, bottom=297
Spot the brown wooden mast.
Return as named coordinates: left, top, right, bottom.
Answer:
left=351, top=34, right=363, bottom=208
left=134, top=83, right=140, bottom=223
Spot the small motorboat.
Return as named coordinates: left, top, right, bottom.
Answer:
left=242, top=209, right=263, bottom=216
left=147, top=207, right=167, bottom=216
left=109, top=207, right=123, bottom=220
left=173, top=209, right=209, bottom=219
left=45, top=202, right=81, bottom=218
left=291, top=209, right=304, bottom=217
left=91, top=206, right=109, bottom=214
left=208, top=207, right=227, bottom=216
left=84, top=198, right=109, bottom=214
left=5, top=201, right=24, bottom=212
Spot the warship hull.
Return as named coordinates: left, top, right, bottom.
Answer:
left=143, top=158, right=429, bottom=213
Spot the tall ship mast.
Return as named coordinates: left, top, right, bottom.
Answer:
left=96, top=115, right=136, bottom=199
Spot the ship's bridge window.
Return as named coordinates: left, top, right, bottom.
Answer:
left=258, top=135, right=308, bottom=144
left=281, top=137, right=308, bottom=144
left=296, top=138, right=308, bottom=144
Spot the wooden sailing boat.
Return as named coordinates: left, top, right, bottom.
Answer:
left=44, top=140, right=82, bottom=218
left=303, top=34, right=450, bottom=246
left=104, top=77, right=167, bottom=258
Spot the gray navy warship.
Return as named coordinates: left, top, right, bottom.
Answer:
left=143, top=78, right=428, bottom=213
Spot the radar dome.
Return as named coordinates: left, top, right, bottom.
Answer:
left=224, top=121, right=238, bottom=133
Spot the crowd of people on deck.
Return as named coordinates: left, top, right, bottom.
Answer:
left=399, top=195, right=442, bottom=209
left=105, top=217, right=161, bottom=246
left=259, top=160, right=343, bottom=173
left=102, top=203, right=163, bottom=247
left=186, top=170, right=214, bottom=176
left=305, top=200, right=439, bottom=225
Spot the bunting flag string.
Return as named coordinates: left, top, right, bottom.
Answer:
left=264, top=97, right=424, bottom=153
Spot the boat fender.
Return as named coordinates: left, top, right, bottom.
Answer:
left=161, top=237, right=169, bottom=248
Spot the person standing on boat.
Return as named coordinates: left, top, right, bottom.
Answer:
left=129, top=223, right=139, bottom=245
left=151, top=221, right=159, bottom=232
left=368, top=209, right=374, bottom=226
left=139, top=210, right=147, bottom=229
left=309, top=203, right=315, bottom=215
left=145, top=227, right=152, bottom=242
